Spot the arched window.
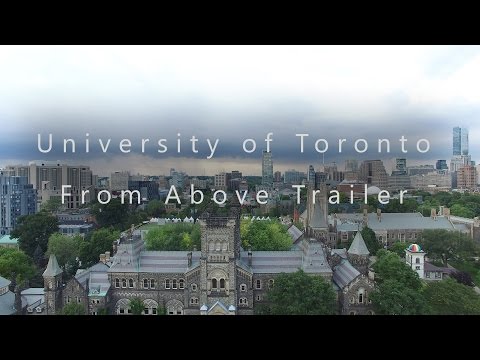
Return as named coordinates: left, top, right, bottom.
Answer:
left=172, top=279, right=177, bottom=289
left=191, top=283, right=198, bottom=292
left=416, top=258, right=420, bottom=264
left=150, top=279, right=155, bottom=289
left=116, top=298, right=129, bottom=315
left=143, top=279, right=149, bottom=289
left=367, top=310, right=375, bottom=315
left=128, top=279, right=134, bottom=288
left=222, top=242, right=228, bottom=251
left=122, top=278, right=127, bottom=288
left=212, top=278, right=218, bottom=289
left=115, top=279, right=120, bottom=288
left=166, top=299, right=184, bottom=315
left=165, top=279, right=170, bottom=289
left=255, top=279, right=262, bottom=289
left=239, top=297, right=248, bottom=306
left=215, top=241, right=221, bottom=251
left=268, top=279, right=274, bottom=289
left=240, top=284, right=247, bottom=292
left=219, top=279, right=225, bottom=289
left=350, top=296, right=355, bottom=304
left=179, top=279, right=185, bottom=289
left=190, top=297, right=199, bottom=305
left=143, top=299, right=158, bottom=315
left=209, top=241, right=214, bottom=251
left=358, top=288, right=365, bottom=304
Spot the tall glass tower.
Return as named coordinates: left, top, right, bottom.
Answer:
left=453, top=127, right=468, bottom=156
left=262, top=151, right=273, bottom=186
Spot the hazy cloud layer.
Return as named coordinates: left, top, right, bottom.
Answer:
left=1, top=45, right=480, bottom=175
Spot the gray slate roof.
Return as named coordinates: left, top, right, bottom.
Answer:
left=75, top=262, right=111, bottom=296
left=310, top=203, right=328, bottom=229
left=0, top=275, right=11, bottom=289
left=287, top=224, right=303, bottom=243
left=43, top=254, right=63, bottom=277
left=334, top=212, right=455, bottom=231
left=348, top=232, right=370, bottom=256
left=0, top=290, right=15, bottom=315
left=333, top=260, right=360, bottom=289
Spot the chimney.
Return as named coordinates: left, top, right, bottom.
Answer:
left=248, top=248, right=252, bottom=267
left=376, top=208, right=381, bottom=222
left=443, top=207, right=450, bottom=219
left=105, top=251, right=110, bottom=262
left=187, top=252, right=192, bottom=267
left=100, top=254, right=106, bottom=264
left=431, top=208, right=437, bottom=220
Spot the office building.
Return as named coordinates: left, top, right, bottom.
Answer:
left=262, top=151, right=273, bottom=186
left=359, top=160, right=388, bottom=188
left=0, top=174, right=36, bottom=235
left=110, top=171, right=130, bottom=191
left=453, top=126, right=468, bottom=156
left=457, top=166, right=477, bottom=189
left=436, top=160, right=448, bottom=171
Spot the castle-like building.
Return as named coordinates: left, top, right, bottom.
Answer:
left=40, top=189, right=374, bottom=316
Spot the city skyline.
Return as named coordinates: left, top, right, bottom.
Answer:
left=2, top=46, right=480, bottom=175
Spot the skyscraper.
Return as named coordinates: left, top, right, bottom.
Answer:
left=262, top=151, right=273, bottom=186
left=436, top=160, right=448, bottom=171
left=395, top=158, right=407, bottom=173
left=453, top=127, right=468, bottom=156
left=308, top=165, right=315, bottom=184
left=0, top=174, right=36, bottom=235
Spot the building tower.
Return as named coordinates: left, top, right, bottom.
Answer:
left=43, top=254, right=63, bottom=315
left=453, top=126, right=469, bottom=156
left=262, top=150, right=273, bottom=186
left=405, top=243, right=425, bottom=279
left=347, top=231, right=370, bottom=274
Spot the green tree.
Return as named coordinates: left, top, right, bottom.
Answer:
left=40, top=197, right=63, bottom=214
left=423, top=278, right=480, bottom=315
left=80, top=228, right=120, bottom=267
left=242, top=220, right=292, bottom=251
left=258, top=270, right=337, bottom=315
left=389, top=242, right=414, bottom=258
left=372, top=250, right=422, bottom=290
left=60, top=303, right=86, bottom=315
left=450, top=204, right=475, bottom=218
left=146, top=199, right=165, bottom=217
left=145, top=223, right=201, bottom=251
left=47, top=233, right=83, bottom=272
left=129, top=297, right=145, bottom=315
left=11, top=212, right=59, bottom=257
left=0, top=248, right=36, bottom=283
left=361, top=227, right=380, bottom=255
left=420, top=229, right=476, bottom=267
left=370, top=279, right=427, bottom=315
left=92, top=198, right=130, bottom=230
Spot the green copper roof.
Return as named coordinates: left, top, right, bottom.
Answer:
left=0, top=235, right=18, bottom=245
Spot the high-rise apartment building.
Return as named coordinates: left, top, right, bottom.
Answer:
left=359, top=160, right=388, bottom=188
left=6, top=161, right=94, bottom=210
left=0, top=174, right=36, bottom=235
left=453, top=126, right=469, bottom=156
left=262, top=151, right=273, bottom=186
left=344, top=159, right=358, bottom=172
left=308, top=165, right=315, bottom=184
left=457, top=166, right=477, bottom=189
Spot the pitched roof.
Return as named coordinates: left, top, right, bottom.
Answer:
left=310, top=203, right=327, bottom=229
left=43, top=254, right=63, bottom=277
left=287, top=224, right=303, bottom=243
left=0, top=275, right=11, bottom=289
left=348, top=232, right=370, bottom=256
left=333, top=260, right=360, bottom=289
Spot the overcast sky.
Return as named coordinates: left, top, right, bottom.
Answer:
left=1, top=45, right=480, bottom=176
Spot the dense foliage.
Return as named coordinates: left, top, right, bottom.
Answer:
left=145, top=223, right=201, bottom=251
left=257, top=270, right=337, bottom=315
left=0, top=248, right=36, bottom=283
left=241, top=219, right=292, bottom=251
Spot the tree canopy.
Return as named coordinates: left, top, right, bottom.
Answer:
left=11, top=211, right=59, bottom=257
left=60, top=302, right=86, bottom=315
left=129, top=297, right=145, bottom=315
left=361, top=226, right=380, bottom=255
left=420, top=229, right=477, bottom=267
left=257, top=270, right=337, bottom=315
left=0, top=247, right=36, bottom=284
left=47, top=233, right=83, bottom=273
left=79, top=228, right=120, bottom=267
left=370, top=250, right=426, bottom=315
left=91, top=198, right=131, bottom=230
left=389, top=242, right=414, bottom=258
left=145, top=223, right=201, bottom=251
left=241, top=220, right=292, bottom=251
left=423, top=278, right=480, bottom=315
